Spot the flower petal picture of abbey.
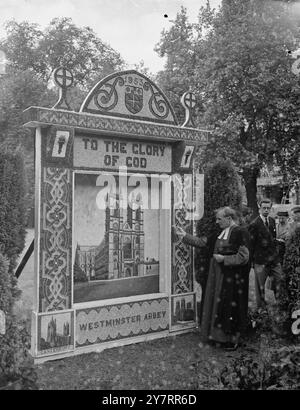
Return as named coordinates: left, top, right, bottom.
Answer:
left=38, top=312, right=74, bottom=355
left=171, top=294, right=196, bottom=330
left=73, top=173, right=160, bottom=303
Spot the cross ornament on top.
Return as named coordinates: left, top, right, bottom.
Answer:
left=180, top=91, right=196, bottom=128
left=52, top=66, right=74, bottom=110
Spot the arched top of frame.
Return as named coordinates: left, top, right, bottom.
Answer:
left=80, top=70, right=178, bottom=125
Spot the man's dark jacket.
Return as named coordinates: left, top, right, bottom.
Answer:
left=248, top=215, right=279, bottom=265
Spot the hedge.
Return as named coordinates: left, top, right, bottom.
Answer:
left=276, top=225, right=300, bottom=336
left=195, top=159, right=243, bottom=285
left=0, top=151, right=36, bottom=389
left=196, top=159, right=243, bottom=238
left=0, top=150, right=26, bottom=271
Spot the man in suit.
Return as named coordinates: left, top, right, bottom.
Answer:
left=248, top=199, right=283, bottom=309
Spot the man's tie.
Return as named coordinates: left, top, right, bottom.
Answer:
left=265, top=217, right=269, bottom=228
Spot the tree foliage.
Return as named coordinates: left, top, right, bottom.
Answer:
left=155, top=7, right=198, bottom=124
left=196, top=0, right=300, bottom=185
left=0, top=17, right=126, bottom=215
left=0, top=70, right=55, bottom=150
left=0, top=17, right=126, bottom=143
left=156, top=0, right=300, bottom=211
left=0, top=17, right=125, bottom=89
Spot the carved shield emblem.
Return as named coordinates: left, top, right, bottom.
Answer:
left=125, top=86, right=143, bottom=114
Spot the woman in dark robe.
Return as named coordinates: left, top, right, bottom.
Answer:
left=175, top=206, right=251, bottom=350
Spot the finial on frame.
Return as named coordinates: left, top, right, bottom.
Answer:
left=180, top=91, right=196, bottom=128
left=52, top=67, right=74, bottom=110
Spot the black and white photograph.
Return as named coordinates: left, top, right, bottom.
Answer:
left=0, top=0, right=300, bottom=394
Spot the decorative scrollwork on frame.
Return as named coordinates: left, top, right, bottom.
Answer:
left=94, top=77, right=125, bottom=111
left=40, top=167, right=72, bottom=312
left=172, top=174, right=193, bottom=294
left=144, top=82, right=170, bottom=120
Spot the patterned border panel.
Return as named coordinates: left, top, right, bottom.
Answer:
left=172, top=174, right=193, bottom=294
left=76, top=298, right=169, bottom=347
left=23, top=107, right=210, bottom=143
left=39, top=167, right=72, bottom=312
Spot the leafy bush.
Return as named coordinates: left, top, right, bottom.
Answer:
left=0, top=253, right=13, bottom=313
left=0, top=320, right=37, bottom=389
left=194, top=159, right=243, bottom=286
left=248, top=309, right=272, bottom=333
left=282, top=226, right=300, bottom=313
left=196, top=159, right=243, bottom=238
left=196, top=332, right=300, bottom=390
left=0, top=152, right=36, bottom=389
left=0, top=150, right=26, bottom=303
left=219, top=346, right=300, bottom=390
left=220, top=354, right=264, bottom=390
left=273, top=225, right=300, bottom=337
left=0, top=253, right=37, bottom=389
